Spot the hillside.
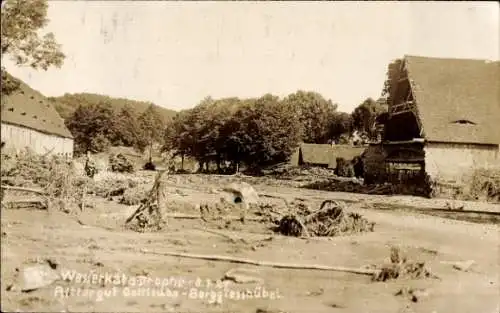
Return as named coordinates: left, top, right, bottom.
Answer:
left=48, top=93, right=177, bottom=122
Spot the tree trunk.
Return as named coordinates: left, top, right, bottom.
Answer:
left=216, top=154, right=221, bottom=173
left=181, top=154, right=184, bottom=170
left=149, top=140, right=153, bottom=163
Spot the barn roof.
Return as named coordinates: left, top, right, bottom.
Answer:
left=405, top=55, right=500, bottom=145
left=299, top=143, right=335, bottom=165
left=298, top=143, right=365, bottom=167
left=1, top=73, right=73, bottom=139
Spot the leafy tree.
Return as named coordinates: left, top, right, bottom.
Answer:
left=283, top=91, right=338, bottom=144
left=329, top=112, right=353, bottom=140
left=51, top=92, right=176, bottom=122
left=382, top=59, right=404, bottom=98
left=65, top=102, right=116, bottom=154
left=112, top=105, right=146, bottom=150
left=1, top=0, right=64, bottom=69
left=1, top=0, right=65, bottom=95
left=232, top=95, right=302, bottom=170
left=351, top=97, right=387, bottom=138
left=138, top=104, right=165, bottom=157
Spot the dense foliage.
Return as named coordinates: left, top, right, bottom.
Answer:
left=160, top=92, right=386, bottom=172
left=1, top=0, right=65, bottom=95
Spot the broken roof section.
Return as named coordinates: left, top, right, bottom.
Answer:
left=404, top=55, right=499, bottom=145
left=1, top=72, right=73, bottom=139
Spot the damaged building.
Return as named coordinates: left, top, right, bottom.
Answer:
left=365, top=55, right=499, bottom=195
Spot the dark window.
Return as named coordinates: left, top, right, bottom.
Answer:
left=452, top=119, right=476, bottom=125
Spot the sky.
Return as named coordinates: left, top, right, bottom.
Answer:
left=4, top=1, right=499, bottom=113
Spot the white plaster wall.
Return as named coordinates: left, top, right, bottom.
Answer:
left=1, top=123, right=74, bottom=157
left=424, top=142, right=500, bottom=183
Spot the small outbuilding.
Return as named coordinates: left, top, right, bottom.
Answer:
left=290, top=143, right=365, bottom=169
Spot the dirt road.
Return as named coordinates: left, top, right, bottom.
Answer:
left=1, top=174, right=499, bottom=313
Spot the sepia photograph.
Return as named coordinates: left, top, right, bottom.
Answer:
left=1, top=1, right=499, bottom=312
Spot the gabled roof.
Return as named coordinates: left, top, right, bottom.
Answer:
left=298, top=143, right=365, bottom=167
left=299, top=143, right=335, bottom=166
left=405, top=55, right=500, bottom=145
left=1, top=73, right=73, bottom=139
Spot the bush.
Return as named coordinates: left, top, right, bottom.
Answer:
left=467, top=169, right=500, bottom=202
left=335, top=157, right=355, bottom=178
left=109, top=153, right=135, bottom=173
left=143, top=161, right=156, bottom=171
left=119, top=186, right=148, bottom=205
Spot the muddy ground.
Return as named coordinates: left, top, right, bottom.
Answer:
left=1, top=172, right=499, bottom=313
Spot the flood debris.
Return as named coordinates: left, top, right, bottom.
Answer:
left=141, top=248, right=378, bottom=275
left=1, top=151, right=87, bottom=213
left=119, top=186, right=148, bottom=205
left=125, top=170, right=168, bottom=232
left=276, top=200, right=375, bottom=237
left=256, top=309, right=288, bottom=313
left=372, top=247, right=438, bottom=282
left=395, top=287, right=431, bottom=302
left=440, top=260, right=476, bottom=272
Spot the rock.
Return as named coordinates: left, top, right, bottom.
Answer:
left=440, top=260, right=476, bottom=272
left=256, top=309, right=288, bottom=313
left=221, top=182, right=259, bottom=207
left=306, top=288, right=324, bottom=296
left=223, top=268, right=263, bottom=284
left=12, top=264, right=61, bottom=292
left=452, top=260, right=475, bottom=272
left=410, top=288, right=430, bottom=302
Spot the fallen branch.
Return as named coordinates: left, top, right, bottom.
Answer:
left=2, top=198, right=48, bottom=210
left=140, top=249, right=378, bottom=276
left=1, top=185, right=46, bottom=195
left=164, top=213, right=266, bottom=222
left=193, top=227, right=247, bottom=243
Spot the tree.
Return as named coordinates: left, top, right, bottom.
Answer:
left=231, top=94, right=302, bottom=170
left=65, top=102, right=116, bottom=154
left=1, top=0, right=65, bottom=70
left=283, top=91, right=338, bottom=144
left=329, top=112, right=353, bottom=140
left=382, top=59, right=403, bottom=98
left=112, top=105, right=146, bottom=150
left=138, top=104, right=165, bottom=158
left=351, top=97, right=387, bottom=138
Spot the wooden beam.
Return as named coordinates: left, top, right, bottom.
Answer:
left=390, top=109, right=413, bottom=116
left=1, top=185, right=46, bottom=195
left=382, top=139, right=424, bottom=145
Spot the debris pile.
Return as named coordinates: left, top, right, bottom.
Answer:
left=125, top=171, right=168, bottom=232
left=372, top=247, right=438, bottom=282
left=468, top=169, right=500, bottom=203
left=1, top=150, right=86, bottom=212
left=303, top=179, right=395, bottom=195
left=109, top=153, right=135, bottom=173
left=276, top=200, right=375, bottom=237
left=89, top=177, right=139, bottom=198
left=119, top=186, right=149, bottom=205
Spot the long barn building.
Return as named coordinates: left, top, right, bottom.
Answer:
left=1, top=74, right=74, bottom=157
